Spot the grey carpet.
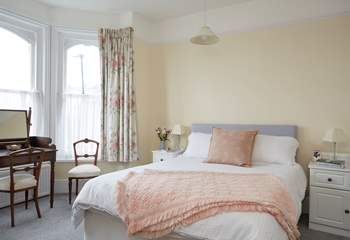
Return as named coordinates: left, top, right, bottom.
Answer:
left=0, top=195, right=83, bottom=240
left=0, top=194, right=348, bottom=240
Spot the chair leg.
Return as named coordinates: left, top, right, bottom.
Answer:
left=10, top=192, right=15, bottom=227
left=68, top=178, right=72, bottom=204
left=34, top=187, right=41, bottom=218
left=75, top=179, right=79, bottom=196
left=25, top=190, right=28, bottom=209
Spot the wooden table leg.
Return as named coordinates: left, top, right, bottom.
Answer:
left=50, top=160, right=55, bottom=208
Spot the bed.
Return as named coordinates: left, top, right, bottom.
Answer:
left=72, top=124, right=307, bottom=240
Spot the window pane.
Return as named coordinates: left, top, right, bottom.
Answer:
left=57, top=43, right=101, bottom=160
left=66, top=44, right=100, bottom=95
left=58, top=94, right=101, bottom=159
left=0, top=27, right=32, bottom=91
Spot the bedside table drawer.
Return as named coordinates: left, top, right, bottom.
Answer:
left=152, top=150, right=183, bottom=163
left=153, top=152, right=166, bottom=163
left=310, top=169, right=350, bottom=190
left=156, top=154, right=166, bottom=163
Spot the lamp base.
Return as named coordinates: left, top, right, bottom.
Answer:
left=332, top=142, right=337, bottom=161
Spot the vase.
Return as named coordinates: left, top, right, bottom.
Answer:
left=159, top=140, right=165, bottom=150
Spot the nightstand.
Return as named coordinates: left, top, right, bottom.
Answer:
left=152, top=150, right=182, bottom=163
left=309, top=162, right=350, bottom=237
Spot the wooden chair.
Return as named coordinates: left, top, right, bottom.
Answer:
left=68, top=138, right=100, bottom=204
left=0, top=147, right=45, bottom=227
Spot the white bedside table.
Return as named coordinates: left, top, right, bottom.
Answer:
left=309, top=161, right=350, bottom=237
left=152, top=150, right=183, bottom=163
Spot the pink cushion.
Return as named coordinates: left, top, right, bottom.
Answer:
left=207, top=128, right=258, bottom=167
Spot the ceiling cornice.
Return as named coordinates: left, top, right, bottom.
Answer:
left=1, top=0, right=350, bottom=43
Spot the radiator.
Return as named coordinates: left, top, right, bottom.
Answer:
left=0, top=163, right=50, bottom=208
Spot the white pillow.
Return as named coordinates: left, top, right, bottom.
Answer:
left=183, top=133, right=212, bottom=158
left=252, top=134, right=299, bottom=165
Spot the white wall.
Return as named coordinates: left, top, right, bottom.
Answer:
left=0, top=0, right=50, bottom=22
left=49, top=7, right=129, bottom=29
left=0, top=0, right=129, bottom=29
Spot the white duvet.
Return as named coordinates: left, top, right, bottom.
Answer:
left=72, top=156, right=307, bottom=240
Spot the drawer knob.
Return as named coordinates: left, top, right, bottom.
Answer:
left=345, top=210, right=349, bottom=214
left=327, top=178, right=332, bottom=182
left=160, top=158, right=164, bottom=162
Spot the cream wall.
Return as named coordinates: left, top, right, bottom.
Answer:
left=134, top=38, right=167, bottom=163
left=159, top=15, right=350, bottom=173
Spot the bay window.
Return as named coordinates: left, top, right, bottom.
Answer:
left=0, top=11, right=101, bottom=161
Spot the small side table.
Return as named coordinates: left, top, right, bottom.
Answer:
left=309, top=161, right=350, bottom=237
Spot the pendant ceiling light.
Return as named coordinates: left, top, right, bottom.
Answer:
left=191, top=0, right=219, bottom=45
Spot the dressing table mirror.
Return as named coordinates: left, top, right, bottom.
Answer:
left=0, top=109, right=30, bottom=147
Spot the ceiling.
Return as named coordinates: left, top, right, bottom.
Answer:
left=34, top=0, right=252, bottom=21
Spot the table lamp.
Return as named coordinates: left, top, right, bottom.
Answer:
left=171, top=124, right=185, bottom=151
left=322, top=128, right=346, bottom=160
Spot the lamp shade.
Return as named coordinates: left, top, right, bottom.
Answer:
left=322, top=128, right=346, bottom=143
left=191, top=26, right=219, bottom=45
left=172, top=124, right=185, bottom=135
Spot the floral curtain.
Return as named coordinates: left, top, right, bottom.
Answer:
left=99, top=27, right=138, bottom=162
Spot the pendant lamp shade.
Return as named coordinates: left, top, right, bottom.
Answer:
left=191, top=25, right=219, bottom=45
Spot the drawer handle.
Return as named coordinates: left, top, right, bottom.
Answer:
left=345, top=210, right=349, bottom=214
left=160, top=158, right=164, bottom=162
left=327, top=178, right=332, bottom=182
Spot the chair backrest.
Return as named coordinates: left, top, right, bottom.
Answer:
left=9, top=147, right=45, bottom=191
left=73, top=138, right=99, bottom=166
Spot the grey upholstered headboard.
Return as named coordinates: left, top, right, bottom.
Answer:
left=191, top=123, right=297, bottom=138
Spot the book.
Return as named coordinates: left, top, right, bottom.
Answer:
left=315, top=159, right=345, bottom=169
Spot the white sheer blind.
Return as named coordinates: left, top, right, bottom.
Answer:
left=0, top=27, right=43, bottom=135
left=56, top=44, right=101, bottom=160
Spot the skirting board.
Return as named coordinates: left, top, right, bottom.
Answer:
left=55, top=179, right=89, bottom=194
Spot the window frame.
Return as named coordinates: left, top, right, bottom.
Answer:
left=51, top=27, right=101, bottom=161
left=0, top=9, right=50, bottom=136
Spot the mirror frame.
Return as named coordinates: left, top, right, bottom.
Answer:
left=0, top=109, right=30, bottom=146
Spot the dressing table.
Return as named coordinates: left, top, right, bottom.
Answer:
left=0, top=109, right=57, bottom=208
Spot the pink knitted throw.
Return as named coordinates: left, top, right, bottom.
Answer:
left=117, top=170, right=300, bottom=240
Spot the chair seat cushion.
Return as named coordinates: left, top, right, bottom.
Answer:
left=0, top=174, right=36, bottom=191
left=68, top=164, right=101, bottom=178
